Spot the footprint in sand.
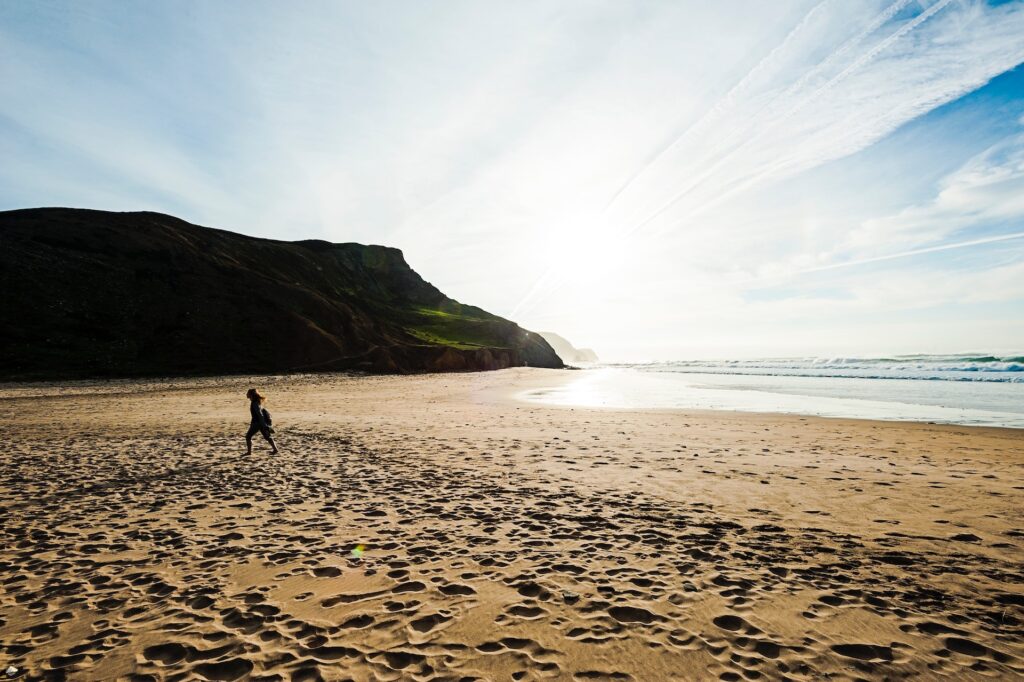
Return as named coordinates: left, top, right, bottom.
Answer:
left=712, top=614, right=761, bottom=635
left=410, top=612, right=453, bottom=633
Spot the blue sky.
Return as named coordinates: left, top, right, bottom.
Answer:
left=2, top=0, right=1023, bottom=359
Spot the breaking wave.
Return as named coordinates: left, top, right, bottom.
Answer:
left=614, top=354, right=1024, bottom=382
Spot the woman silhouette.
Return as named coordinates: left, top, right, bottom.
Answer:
left=245, top=388, right=279, bottom=455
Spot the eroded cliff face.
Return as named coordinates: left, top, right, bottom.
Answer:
left=0, top=208, right=563, bottom=379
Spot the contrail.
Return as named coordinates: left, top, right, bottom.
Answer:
left=775, top=0, right=913, bottom=109
left=783, top=0, right=954, bottom=119
left=794, top=231, right=1024, bottom=275
left=604, top=0, right=912, bottom=217
left=621, top=0, right=953, bottom=241
left=601, top=0, right=832, bottom=213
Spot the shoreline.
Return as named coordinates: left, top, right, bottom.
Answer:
left=512, top=366, right=1024, bottom=430
left=4, top=366, right=1022, bottom=434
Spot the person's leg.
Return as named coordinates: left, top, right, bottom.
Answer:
left=262, top=427, right=279, bottom=454
left=245, top=424, right=258, bottom=454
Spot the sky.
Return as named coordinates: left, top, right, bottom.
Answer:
left=2, top=0, right=1024, bottom=361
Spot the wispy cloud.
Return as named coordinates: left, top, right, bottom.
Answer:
left=848, top=131, right=1024, bottom=250
left=597, top=0, right=1024, bottom=233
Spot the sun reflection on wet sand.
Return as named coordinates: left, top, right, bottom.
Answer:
left=520, top=368, right=1024, bottom=427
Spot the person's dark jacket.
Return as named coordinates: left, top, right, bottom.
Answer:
left=250, top=400, right=266, bottom=428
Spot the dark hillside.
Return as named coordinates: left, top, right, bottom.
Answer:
left=0, top=208, right=563, bottom=379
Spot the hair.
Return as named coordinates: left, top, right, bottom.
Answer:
left=246, top=388, right=266, bottom=404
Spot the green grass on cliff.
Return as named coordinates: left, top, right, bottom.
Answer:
left=404, top=306, right=510, bottom=350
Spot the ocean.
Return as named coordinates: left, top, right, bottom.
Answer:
left=521, top=354, right=1024, bottom=428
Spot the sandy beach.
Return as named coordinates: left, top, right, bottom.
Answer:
left=1, top=368, right=1022, bottom=681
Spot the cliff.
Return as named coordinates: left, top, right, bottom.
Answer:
left=0, top=208, right=563, bottom=379
left=538, top=332, right=599, bottom=364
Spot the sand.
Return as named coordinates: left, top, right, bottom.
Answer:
left=0, top=368, right=1021, bottom=681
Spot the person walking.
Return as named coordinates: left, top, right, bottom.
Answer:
left=245, top=388, right=279, bottom=455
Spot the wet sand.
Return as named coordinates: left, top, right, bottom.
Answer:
left=0, top=368, right=1021, bottom=681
